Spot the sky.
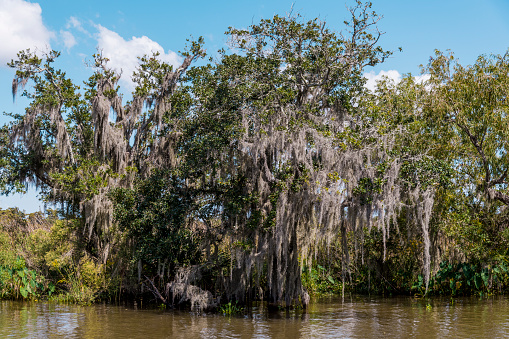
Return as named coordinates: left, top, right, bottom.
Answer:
left=1, top=0, right=509, bottom=212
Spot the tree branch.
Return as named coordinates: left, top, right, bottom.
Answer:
left=487, top=188, right=509, bottom=205
left=456, top=121, right=491, bottom=186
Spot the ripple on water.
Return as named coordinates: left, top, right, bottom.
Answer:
left=1, top=296, right=509, bottom=338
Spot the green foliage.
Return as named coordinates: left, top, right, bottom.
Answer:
left=0, top=209, right=106, bottom=303
left=0, top=230, right=16, bottom=268
left=0, top=256, right=49, bottom=300
left=49, top=256, right=107, bottom=305
left=422, top=50, right=509, bottom=206
left=219, top=300, right=244, bottom=316
left=399, top=157, right=453, bottom=190
left=111, top=170, right=202, bottom=274
left=412, top=260, right=509, bottom=296
left=302, top=264, right=342, bottom=296
left=25, top=220, right=75, bottom=270
left=4, top=49, right=91, bottom=200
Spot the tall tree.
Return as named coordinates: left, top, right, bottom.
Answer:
left=5, top=43, right=205, bottom=263
left=3, top=1, right=445, bottom=307
left=164, top=1, right=439, bottom=305
left=423, top=50, right=509, bottom=206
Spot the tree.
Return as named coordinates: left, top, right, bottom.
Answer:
left=4, top=42, right=205, bottom=263
left=423, top=50, right=509, bottom=206
left=4, top=1, right=444, bottom=307
left=155, top=1, right=440, bottom=305
left=401, top=50, right=509, bottom=267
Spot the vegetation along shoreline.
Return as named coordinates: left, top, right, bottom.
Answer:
left=2, top=1, right=509, bottom=311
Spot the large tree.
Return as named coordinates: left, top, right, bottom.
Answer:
left=3, top=1, right=442, bottom=307
left=148, top=1, right=441, bottom=306
left=423, top=51, right=509, bottom=205
left=4, top=43, right=205, bottom=263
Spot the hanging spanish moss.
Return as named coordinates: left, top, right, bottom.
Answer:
left=5, top=2, right=440, bottom=309
left=168, top=3, right=437, bottom=307
left=9, top=46, right=205, bottom=264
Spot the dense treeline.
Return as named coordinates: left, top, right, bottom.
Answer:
left=2, top=1, right=509, bottom=308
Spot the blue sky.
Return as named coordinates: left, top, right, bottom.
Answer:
left=1, top=0, right=509, bottom=212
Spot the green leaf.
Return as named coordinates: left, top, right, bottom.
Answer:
left=48, top=283, right=55, bottom=294
left=474, top=275, right=482, bottom=290
left=481, top=272, right=489, bottom=287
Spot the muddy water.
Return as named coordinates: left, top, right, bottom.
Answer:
left=1, top=296, right=508, bottom=338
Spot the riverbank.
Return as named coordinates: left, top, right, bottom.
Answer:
left=1, top=207, right=509, bottom=309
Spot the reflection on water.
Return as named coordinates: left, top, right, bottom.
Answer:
left=1, top=296, right=508, bottom=338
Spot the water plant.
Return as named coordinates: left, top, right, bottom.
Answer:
left=0, top=257, right=49, bottom=300
left=219, top=301, right=244, bottom=316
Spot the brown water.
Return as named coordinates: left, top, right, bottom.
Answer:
left=1, top=296, right=508, bottom=338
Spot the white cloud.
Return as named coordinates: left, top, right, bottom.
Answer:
left=66, top=16, right=89, bottom=35
left=0, top=0, right=53, bottom=65
left=364, top=70, right=431, bottom=92
left=67, top=16, right=81, bottom=29
left=96, top=25, right=181, bottom=89
left=414, top=73, right=431, bottom=84
left=60, top=30, right=76, bottom=51
left=364, top=70, right=402, bottom=92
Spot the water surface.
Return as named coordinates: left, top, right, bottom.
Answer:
left=1, top=296, right=507, bottom=338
